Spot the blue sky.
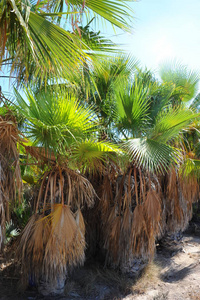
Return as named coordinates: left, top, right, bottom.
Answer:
left=1, top=0, right=200, bottom=93
left=109, top=0, right=200, bottom=76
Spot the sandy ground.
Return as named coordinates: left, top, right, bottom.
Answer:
left=1, top=233, right=200, bottom=300
left=126, top=234, right=200, bottom=300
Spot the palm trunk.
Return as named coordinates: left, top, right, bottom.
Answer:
left=38, top=274, right=67, bottom=296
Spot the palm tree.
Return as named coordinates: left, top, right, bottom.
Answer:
left=0, top=0, right=134, bottom=86
left=159, top=60, right=199, bottom=105
left=68, top=55, right=139, bottom=141
left=13, top=86, right=120, bottom=295
left=0, top=92, right=23, bottom=250
left=1, top=56, right=200, bottom=292
left=89, top=69, right=200, bottom=272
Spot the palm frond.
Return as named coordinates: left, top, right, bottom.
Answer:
left=43, top=205, right=85, bottom=282
left=45, top=0, right=134, bottom=32
left=150, top=108, right=200, bottom=144
left=115, top=78, right=151, bottom=137
left=14, top=88, right=97, bottom=156
left=0, top=0, right=89, bottom=84
left=36, top=166, right=96, bottom=212
left=0, top=114, right=23, bottom=249
left=190, top=93, right=200, bottom=111
left=160, top=61, right=199, bottom=103
left=76, top=18, right=117, bottom=53
left=18, top=205, right=86, bottom=285
left=123, top=138, right=180, bottom=173
left=71, top=139, right=122, bottom=172
left=179, top=157, right=200, bottom=178
left=1, top=0, right=134, bottom=84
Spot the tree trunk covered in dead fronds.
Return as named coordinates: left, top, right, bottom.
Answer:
left=0, top=114, right=22, bottom=250
left=84, top=164, right=199, bottom=273
left=16, top=165, right=96, bottom=289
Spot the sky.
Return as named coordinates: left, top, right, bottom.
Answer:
left=1, top=0, right=200, bottom=93
left=109, top=0, right=200, bottom=76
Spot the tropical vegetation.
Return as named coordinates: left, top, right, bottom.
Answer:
left=1, top=0, right=200, bottom=296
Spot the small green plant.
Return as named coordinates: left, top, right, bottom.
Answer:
left=5, top=220, right=19, bottom=244
left=12, top=199, right=32, bottom=229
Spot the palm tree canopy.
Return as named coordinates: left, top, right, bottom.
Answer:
left=114, top=71, right=200, bottom=173
left=14, top=87, right=96, bottom=153
left=14, top=87, right=121, bottom=171
left=0, top=0, right=134, bottom=85
left=159, top=61, right=199, bottom=103
left=42, top=0, right=134, bottom=32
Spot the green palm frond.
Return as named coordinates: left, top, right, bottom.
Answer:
left=71, top=139, right=121, bottom=171
left=0, top=0, right=134, bottom=84
left=180, top=158, right=200, bottom=178
left=123, top=138, right=180, bottom=173
left=28, top=11, right=88, bottom=76
left=148, top=81, right=178, bottom=120
left=115, top=78, right=151, bottom=137
left=150, top=108, right=200, bottom=144
left=0, top=0, right=89, bottom=84
left=14, top=88, right=97, bottom=156
left=160, top=61, right=199, bottom=103
left=190, top=93, right=200, bottom=112
left=45, top=0, right=134, bottom=32
left=76, top=18, right=117, bottom=53
left=71, top=55, right=138, bottom=126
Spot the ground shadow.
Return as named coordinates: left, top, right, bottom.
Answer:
left=160, top=263, right=197, bottom=283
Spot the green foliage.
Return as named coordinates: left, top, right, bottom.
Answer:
left=150, top=108, right=200, bottom=143
left=71, top=139, right=122, bottom=172
left=112, top=68, right=200, bottom=173
left=123, top=138, right=179, bottom=174
left=180, top=158, right=200, bottom=178
left=14, top=87, right=97, bottom=156
left=46, top=0, right=134, bottom=32
left=115, top=78, right=151, bottom=137
left=12, top=198, right=32, bottom=229
left=5, top=220, right=19, bottom=244
left=75, top=18, right=117, bottom=53
left=0, top=0, right=134, bottom=85
left=160, top=61, right=199, bottom=103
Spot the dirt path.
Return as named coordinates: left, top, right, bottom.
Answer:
left=1, top=234, right=200, bottom=300
left=125, top=235, right=200, bottom=300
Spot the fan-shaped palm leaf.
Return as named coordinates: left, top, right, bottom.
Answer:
left=150, top=108, right=200, bottom=143
left=160, top=61, right=199, bottom=103
left=46, top=0, right=134, bottom=32
left=14, top=87, right=97, bottom=156
left=71, top=139, right=122, bottom=172
left=123, top=138, right=180, bottom=174
left=180, top=157, right=200, bottom=178
left=115, top=78, right=151, bottom=137
left=0, top=0, right=90, bottom=84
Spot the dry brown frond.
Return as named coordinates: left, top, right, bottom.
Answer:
left=17, top=214, right=51, bottom=284
left=36, top=166, right=96, bottom=213
left=0, top=187, right=6, bottom=249
left=179, top=174, right=199, bottom=205
left=25, top=146, right=56, bottom=164
left=144, top=190, right=161, bottom=236
left=17, top=205, right=86, bottom=285
left=0, top=115, right=23, bottom=249
left=97, top=167, right=157, bottom=271
left=43, top=205, right=85, bottom=282
left=131, top=204, right=152, bottom=258
left=161, top=167, right=197, bottom=233
left=75, top=209, right=85, bottom=236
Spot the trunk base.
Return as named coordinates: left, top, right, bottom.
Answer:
left=38, top=276, right=66, bottom=296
